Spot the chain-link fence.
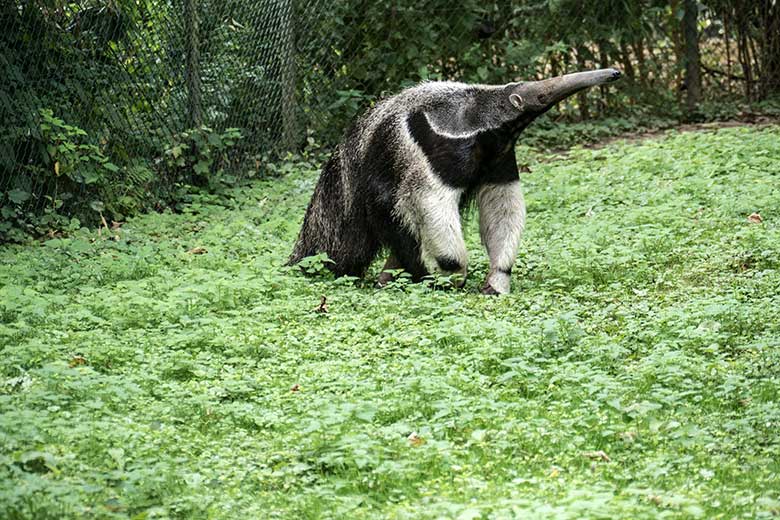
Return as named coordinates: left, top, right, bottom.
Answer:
left=6, top=1, right=768, bottom=239
left=1, top=1, right=494, bottom=238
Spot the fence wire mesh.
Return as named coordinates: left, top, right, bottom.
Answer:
left=1, top=0, right=489, bottom=234
left=6, top=1, right=767, bottom=239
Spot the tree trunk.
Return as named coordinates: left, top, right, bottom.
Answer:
left=575, top=46, right=590, bottom=121
left=618, top=40, right=635, bottom=84
left=760, top=0, right=780, bottom=98
left=597, top=40, right=610, bottom=114
left=670, top=0, right=684, bottom=102
left=724, top=12, right=732, bottom=94
left=682, top=0, right=702, bottom=113
left=738, top=24, right=754, bottom=100
left=748, top=32, right=762, bottom=82
left=632, top=37, right=647, bottom=87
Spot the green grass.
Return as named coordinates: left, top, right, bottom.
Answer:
left=1, top=126, right=779, bottom=519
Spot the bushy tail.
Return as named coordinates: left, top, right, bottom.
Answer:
left=287, top=152, right=343, bottom=265
left=288, top=150, right=379, bottom=276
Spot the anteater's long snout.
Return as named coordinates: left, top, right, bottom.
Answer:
left=533, top=68, right=622, bottom=107
left=559, top=68, right=622, bottom=87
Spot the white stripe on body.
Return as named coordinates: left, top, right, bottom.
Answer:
left=423, top=113, right=482, bottom=140
left=477, top=181, right=525, bottom=294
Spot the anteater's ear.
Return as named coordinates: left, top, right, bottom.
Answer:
left=509, top=93, right=525, bottom=110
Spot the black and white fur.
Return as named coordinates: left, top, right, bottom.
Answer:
left=289, top=69, right=621, bottom=294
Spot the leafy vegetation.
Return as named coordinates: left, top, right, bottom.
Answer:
left=1, top=126, right=779, bottom=518
left=3, top=1, right=780, bottom=240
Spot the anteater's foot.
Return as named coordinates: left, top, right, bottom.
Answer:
left=431, top=255, right=468, bottom=289
left=481, top=283, right=500, bottom=295
left=376, top=253, right=403, bottom=288
left=481, top=269, right=511, bottom=295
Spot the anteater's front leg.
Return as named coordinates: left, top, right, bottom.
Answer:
left=418, top=185, right=469, bottom=286
left=477, top=181, right=526, bottom=295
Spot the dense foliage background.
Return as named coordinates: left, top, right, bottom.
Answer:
left=1, top=0, right=779, bottom=240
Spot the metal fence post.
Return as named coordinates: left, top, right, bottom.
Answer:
left=184, top=0, right=202, bottom=128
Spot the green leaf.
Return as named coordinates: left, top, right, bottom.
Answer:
left=81, top=169, right=100, bottom=184
left=208, top=133, right=222, bottom=148
left=194, top=161, right=210, bottom=175
left=8, top=189, right=30, bottom=204
left=354, top=405, right=377, bottom=422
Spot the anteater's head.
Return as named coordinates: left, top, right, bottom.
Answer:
left=506, top=68, right=621, bottom=122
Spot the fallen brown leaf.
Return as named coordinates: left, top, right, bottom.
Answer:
left=581, top=450, right=611, bottom=462
left=748, top=212, right=763, bottom=224
left=407, top=432, right=425, bottom=447
left=69, top=354, right=88, bottom=367
left=647, top=495, right=663, bottom=505
left=188, top=247, right=208, bottom=255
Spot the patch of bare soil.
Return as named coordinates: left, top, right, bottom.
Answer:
left=579, top=114, right=780, bottom=152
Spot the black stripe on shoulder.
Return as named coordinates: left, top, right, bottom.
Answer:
left=478, top=147, right=520, bottom=185
left=406, top=110, right=479, bottom=188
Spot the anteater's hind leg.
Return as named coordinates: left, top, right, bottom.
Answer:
left=371, top=221, right=428, bottom=283
left=370, top=201, right=429, bottom=283
left=330, top=218, right=381, bottom=277
left=376, top=253, right=402, bottom=287
left=388, top=230, right=429, bottom=282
